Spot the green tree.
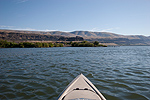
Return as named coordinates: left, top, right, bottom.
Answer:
left=35, top=42, right=42, bottom=48
left=59, top=43, right=64, bottom=47
left=23, top=42, right=35, bottom=48
left=49, top=43, right=54, bottom=47
left=42, top=43, right=49, bottom=47
left=72, top=42, right=79, bottom=47
left=0, top=40, right=7, bottom=47
left=82, top=41, right=88, bottom=43
left=19, top=43, right=24, bottom=48
left=93, top=41, right=99, bottom=46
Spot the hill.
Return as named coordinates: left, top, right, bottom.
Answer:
left=0, top=29, right=150, bottom=45
left=0, top=30, right=83, bottom=42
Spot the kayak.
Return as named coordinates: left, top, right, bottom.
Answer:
left=57, top=73, right=106, bottom=100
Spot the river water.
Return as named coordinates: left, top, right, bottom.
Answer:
left=0, top=46, right=150, bottom=100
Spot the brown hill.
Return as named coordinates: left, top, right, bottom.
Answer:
left=0, top=29, right=150, bottom=45
left=0, top=30, right=83, bottom=42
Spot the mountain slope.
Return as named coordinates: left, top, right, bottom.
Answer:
left=0, top=29, right=150, bottom=45
left=0, top=30, right=83, bottom=42
left=70, top=31, right=123, bottom=38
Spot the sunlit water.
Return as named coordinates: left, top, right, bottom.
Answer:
left=0, top=46, right=150, bottom=100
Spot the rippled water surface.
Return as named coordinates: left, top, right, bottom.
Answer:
left=0, top=46, right=150, bottom=100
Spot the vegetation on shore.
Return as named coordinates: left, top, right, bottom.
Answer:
left=0, top=40, right=107, bottom=48
left=71, top=41, right=107, bottom=47
left=0, top=40, right=63, bottom=48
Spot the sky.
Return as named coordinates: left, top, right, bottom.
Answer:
left=0, top=0, right=150, bottom=36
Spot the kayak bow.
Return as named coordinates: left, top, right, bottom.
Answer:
left=57, top=73, right=106, bottom=100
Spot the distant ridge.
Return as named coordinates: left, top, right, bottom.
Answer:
left=0, top=29, right=150, bottom=45
left=0, top=30, right=84, bottom=42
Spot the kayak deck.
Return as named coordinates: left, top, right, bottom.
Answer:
left=57, top=74, right=106, bottom=100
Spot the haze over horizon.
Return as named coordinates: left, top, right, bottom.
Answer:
left=0, top=0, right=150, bottom=36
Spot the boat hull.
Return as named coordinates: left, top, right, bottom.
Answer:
left=57, top=74, right=106, bottom=100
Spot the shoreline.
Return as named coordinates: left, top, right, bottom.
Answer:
left=0, top=40, right=107, bottom=48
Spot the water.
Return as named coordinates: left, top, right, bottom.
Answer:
left=0, top=46, right=150, bottom=100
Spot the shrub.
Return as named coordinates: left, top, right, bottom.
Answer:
left=35, top=42, right=42, bottom=48
left=71, top=41, right=107, bottom=47
left=49, top=43, right=54, bottom=47
left=93, top=41, right=99, bottom=46
left=23, top=42, right=35, bottom=48
left=42, top=43, right=49, bottom=47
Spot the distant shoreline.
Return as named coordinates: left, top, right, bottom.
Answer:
left=0, top=40, right=107, bottom=48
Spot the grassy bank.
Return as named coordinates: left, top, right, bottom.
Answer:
left=0, top=40, right=107, bottom=48
left=0, top=40, right=63, bottom=48
left=71, top=41, right=107, bottom=47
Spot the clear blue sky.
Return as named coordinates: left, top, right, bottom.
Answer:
left=0, top=0, right=150, bottom=36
